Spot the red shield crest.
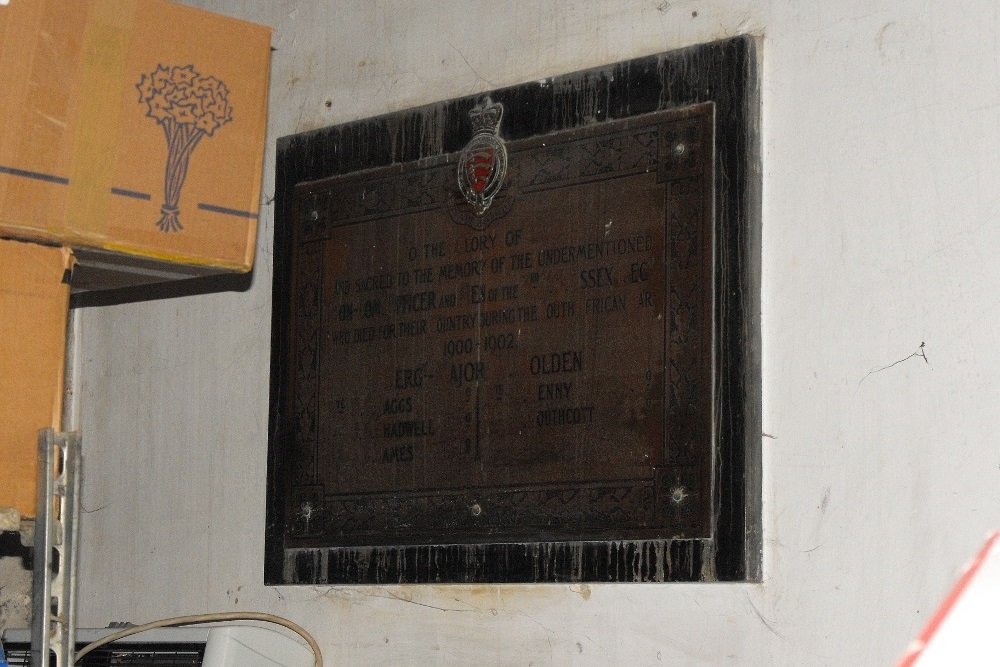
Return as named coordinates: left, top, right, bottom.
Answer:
left=458, top=99, right=507, bottom=215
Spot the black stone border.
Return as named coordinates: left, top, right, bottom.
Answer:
left=267, top=35, right=761, bottom=583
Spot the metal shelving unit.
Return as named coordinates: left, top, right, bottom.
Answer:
left=29, top=429, right=81, bottom=667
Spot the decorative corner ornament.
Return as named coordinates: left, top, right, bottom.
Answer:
left=458, top=98, right=507, bottom=215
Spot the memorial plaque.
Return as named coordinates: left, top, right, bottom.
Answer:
left=290, top=104, right=712, bottom=547
left=268, top=36, right=761, bottom=583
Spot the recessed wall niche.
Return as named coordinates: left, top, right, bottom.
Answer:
left=266, top=35, right=761, bottom=584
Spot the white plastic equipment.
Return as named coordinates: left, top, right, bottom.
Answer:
left=203, top=625, right=315, bottom=667
left=1, top=625, right=314, bottom=667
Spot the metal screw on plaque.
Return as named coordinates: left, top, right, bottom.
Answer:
left=310, top=210, right=319, bottom=221
left=670, top=487, right=688, bottom=504
left=470, top=502, right=482, bottom=516
left=673, top=143, right=687, bottom=156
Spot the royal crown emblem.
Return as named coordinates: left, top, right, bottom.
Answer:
left=457, top=98, right=507, bottom=215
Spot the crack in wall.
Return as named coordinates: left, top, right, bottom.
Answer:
left=859, top=342, right=929, bottom=386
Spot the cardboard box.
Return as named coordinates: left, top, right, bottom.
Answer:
left=0, top=0, right=271, bottom=283
left=0, top=238, right=72, bottom=519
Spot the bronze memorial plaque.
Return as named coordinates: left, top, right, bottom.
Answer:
left=269, top=36, right=761, bottom=583
left=288, top=104, right=713, bottom=546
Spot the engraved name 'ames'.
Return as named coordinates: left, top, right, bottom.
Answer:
left=383, top=445, right=413, bottom=463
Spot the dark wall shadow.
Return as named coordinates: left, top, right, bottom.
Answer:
left=71, top=270, right=253, bottom=309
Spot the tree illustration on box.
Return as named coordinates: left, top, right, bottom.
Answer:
left=137, top=64, right=233, bottom=232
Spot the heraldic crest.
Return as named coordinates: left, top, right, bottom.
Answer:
left=457, top=97, right=508, bottom=216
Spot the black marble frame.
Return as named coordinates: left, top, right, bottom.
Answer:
left=266, top=35, right=761, bottom=584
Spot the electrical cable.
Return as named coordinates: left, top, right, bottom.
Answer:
left=73, top=612, right=322, bottom=666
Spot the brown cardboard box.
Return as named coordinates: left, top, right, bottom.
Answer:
left=0, top=0, right=271, bottom=280
left=0, top=238, right=72, bottom=519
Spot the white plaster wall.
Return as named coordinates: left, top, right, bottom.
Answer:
left=76, top=0, right=1000, bottom=664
